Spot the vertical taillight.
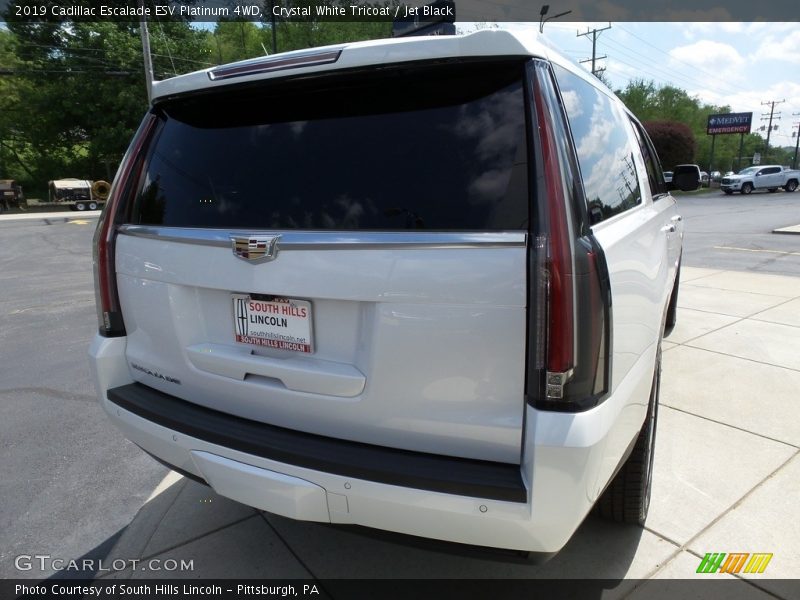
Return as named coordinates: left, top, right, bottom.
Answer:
left=531, top=64, right=576, bottom=398
left=528, top=60, right=610, bottom=411
left=93, top=114, right=157, bottom=337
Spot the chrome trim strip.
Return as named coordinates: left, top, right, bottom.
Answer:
left=117, top=226, right=527, bottom=250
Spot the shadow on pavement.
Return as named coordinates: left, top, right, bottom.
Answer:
left=84, top=473, right=650, bottom=594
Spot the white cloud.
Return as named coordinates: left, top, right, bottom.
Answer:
left=577, top=97, right=614, bottom=159
left=669, top=40, right=745, bottom=72
left=684, top=22, right=744, bottom=38
left=751, top=35, right=800, bottom=65
left=560, top=90, right=584, bottom=118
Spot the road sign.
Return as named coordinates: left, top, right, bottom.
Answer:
left=707, top=112, right=753, bottom=135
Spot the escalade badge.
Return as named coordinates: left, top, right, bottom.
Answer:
left=231, top=235, right=281, bottom=263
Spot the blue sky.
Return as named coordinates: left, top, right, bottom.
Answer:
left=501, top=22, right=800, bottom=149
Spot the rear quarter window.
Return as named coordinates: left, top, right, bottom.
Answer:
left=133, top=61, right=530, bottom=231
left=552, top=64, right=642, bottom=222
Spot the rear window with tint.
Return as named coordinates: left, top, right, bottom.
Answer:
left=133, top=61, right=529, bottom=231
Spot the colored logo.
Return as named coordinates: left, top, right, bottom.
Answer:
left=696, top=553, right=772, bottom=574
left=230, top=235, right=281, bottom=263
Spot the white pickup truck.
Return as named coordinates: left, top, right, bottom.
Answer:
left=720, top=165, right=800, bottom=195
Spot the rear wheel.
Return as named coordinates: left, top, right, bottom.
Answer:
left=75, top=202, right=86, bottom=211
left=786, top=180, right=798, bottom=193
left=88, top=201, right=98, bottom=210
left=597, top=347, right=661, bottom=525
left=664, top=267, right=680, bottom=337
left=741, top=183, right=753, bottom=195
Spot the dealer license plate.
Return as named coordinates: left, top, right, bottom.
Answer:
left=232, top=295, right=313, bottom=354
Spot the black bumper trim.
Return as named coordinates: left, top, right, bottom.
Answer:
left=107, top=383, right=527, bottom=503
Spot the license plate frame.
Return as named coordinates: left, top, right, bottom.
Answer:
left=232, top=294, right=314, bottom=354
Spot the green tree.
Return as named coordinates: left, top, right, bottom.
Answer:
left=1, top=2, right=392, bottom=196
left=0, top=28, right=34, bottom=181
left=618, top=78, right=768, bottom=172
left=0, top=12, right=211, bottom=194
left=209, top=20, right=266, bottom=64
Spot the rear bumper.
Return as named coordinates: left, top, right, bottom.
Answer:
left=90, top=334, right=652, bottom=553
left=108, top=381, right=526, bottom=503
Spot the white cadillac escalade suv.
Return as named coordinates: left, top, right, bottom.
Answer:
left=89, top=30, right=692, bottom=556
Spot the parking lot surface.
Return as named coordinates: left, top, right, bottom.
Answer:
left=1, top=198, right=799, bottom=597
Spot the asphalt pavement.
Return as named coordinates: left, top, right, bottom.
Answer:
left=0, top=212, right=167, bottom=579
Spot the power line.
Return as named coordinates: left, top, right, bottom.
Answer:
left=761, top=99, right=785, bottom=160
left=153, top=14, right=177, bottom=77
left=599, top=35, right=742, bottom=98
left=614, top=24, right=743, bottom=89
left=577, top=24, right=611, bottom=76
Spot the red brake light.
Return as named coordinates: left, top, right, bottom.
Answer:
left=93, top=114, right=157, bottom=337
left=208, top=49, right=342, bottom=81
left=532, top=70, right=575, bottom=378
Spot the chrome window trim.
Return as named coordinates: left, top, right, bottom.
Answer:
left=117, top=225, right=527, bottom=250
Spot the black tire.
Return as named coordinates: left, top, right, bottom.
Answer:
left=664, top=266, right=680, bottom=337
left=786, top=180, right=798, bottom=193
left=88, top=201, right=98, bottom=210
left=768, top=188, right=778, bottom=193
left=741, top=183, right=753, bottom=195
left=75, top=202, right=86, bottom=211
left=597, top=347, right=661, bottom=525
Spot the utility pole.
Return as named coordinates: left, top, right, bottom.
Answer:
left=577, top=24, right=611, bottom=76
left=792, top=113, right=800, bottom=170
left=760, top=99, right=784, bottom=162
left=139, top=5, right=155, bottom=105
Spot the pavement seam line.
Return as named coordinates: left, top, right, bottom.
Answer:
left=94, top=476, right=189, bottom=580
left=681, top=283, right=800, bottom=300
left=676, top=304, right=787, bottom=320
left=679, top=270, right=725, bottom=283
left=134, top=477, right=190, bottom=561
left=658, top=405, right=800, bottom=450
left=635, top=451, right=799, bottom=599
left=628, top=550, right=787, bottom=600
left=95, top=513, right=262, bottom=578
left=668, top=328, right=800, bottom=375
left=678, top=293, right=800, bottom=330
left=626, top=537, right=683, bottom=585
left=667, top=311, right=750, bottom=346
left=678, top=545, right=793, bottom=598
left=666, top=452, right=798, bottom=575
left=258, top=513, right=320, bottom=582
left=134, top=512, right=260, bottom=563
left=682, top=341, right=800, bottom=375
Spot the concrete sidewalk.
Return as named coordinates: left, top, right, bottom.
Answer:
left=0, top=210, right=100, bottom=222
left=96, top=267, right=800, bottom=595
